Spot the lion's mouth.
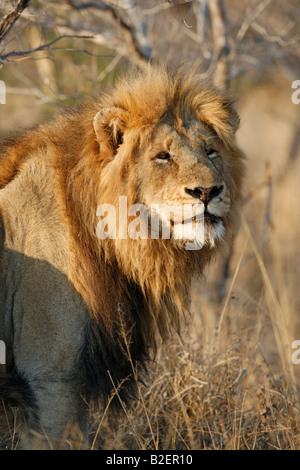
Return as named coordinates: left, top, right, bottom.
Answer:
left=167, top=209, right=223, bottom=229
left=203, top=211, right=222, bottom=224
left=181, top=211, right=222, bottom=225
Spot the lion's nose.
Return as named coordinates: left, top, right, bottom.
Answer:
left=185, top=185, right=224, bottom=205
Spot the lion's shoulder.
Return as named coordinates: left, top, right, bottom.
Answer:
left=0, top=155, right=69, bottom=271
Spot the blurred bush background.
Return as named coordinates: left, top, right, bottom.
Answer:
left=1, top=0, right=300, bottom=450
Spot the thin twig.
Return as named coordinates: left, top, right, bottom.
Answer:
left=0, top=0, right=30, bottom=43
left=96, top=54, right=121, bottom=82
left=261, top=162, right=273, bottom=249
left=0, top=33, right=109, bottom=63
left=106, top=370, right=145, bottom=450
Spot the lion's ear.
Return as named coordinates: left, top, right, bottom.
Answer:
left=222, top=98, right=240, bottom=134
left=196, top=95, right=240, bottom=144
left=93, top=107, right=129, bottom=154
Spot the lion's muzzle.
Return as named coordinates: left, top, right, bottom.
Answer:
left=184, top=185, right=224, bottom=205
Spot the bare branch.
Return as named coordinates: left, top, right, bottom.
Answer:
left=251, top=21, right=299, bottom=48
left=0, top=0, right=30, bottom=43
left=53, top=23, right=146, bottom=67
left=0, top=33, right=106, bottom=64
left=192, top=0, right=207, bottom=40
left=207, top=0, right=230, bottom=89
left=96, top=54, right=121, bottom=82
left=235, top=0, right=273, bottom=44
left=66, top=0, right=112, bottom=12
left=66, top=0, right=151, bottom=63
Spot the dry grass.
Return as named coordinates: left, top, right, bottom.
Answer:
left=90, top=340, right=299, bottom=451
left=87, top=232, right=300, bottom=450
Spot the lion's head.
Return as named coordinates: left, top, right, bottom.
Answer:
left=96, top=112, right=235, bottom=250
left=91, top=67, right=243, bottom=251
left=59, top=66, right=245, bottom=338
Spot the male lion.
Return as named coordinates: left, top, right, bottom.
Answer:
left=0, top=66, right=245, bottom=449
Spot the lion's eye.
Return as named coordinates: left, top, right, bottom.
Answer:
left=156, top=152, right=171, bottom=160
left=206, top=148, right=218, bottom=158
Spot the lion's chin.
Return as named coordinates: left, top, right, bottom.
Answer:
left=204, top=220, right=225, bottom=248
left=172, top=218, right=225, bottom=251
